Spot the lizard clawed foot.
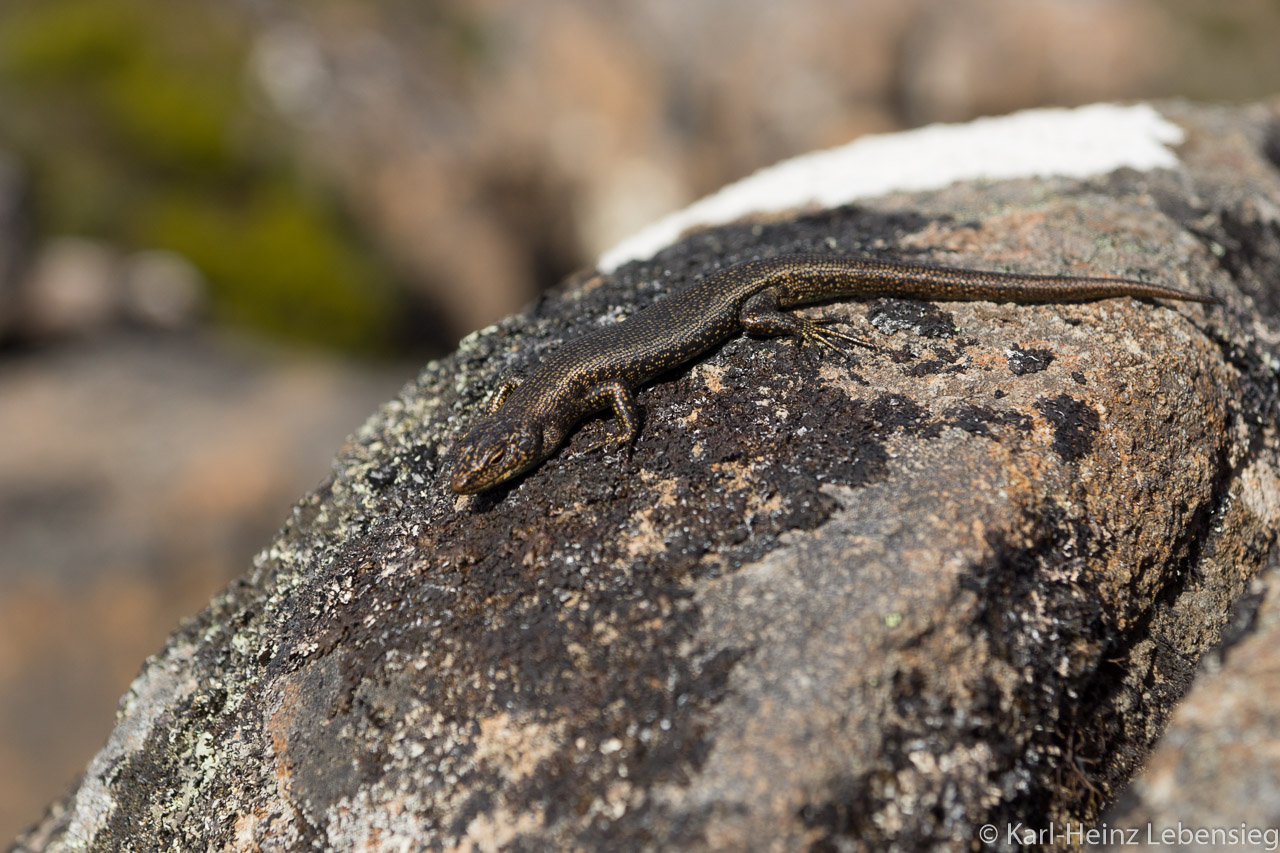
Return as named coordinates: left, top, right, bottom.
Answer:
left=801, top=318, right=877, bottom=354
left=578, top=431, right=631, bottom=455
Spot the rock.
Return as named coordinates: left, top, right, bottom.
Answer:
left=19, top=238, right=124, bottom=341
left=1088, top=100, right=1280, bottom=852
left=1093, top=561, right=1280, bottom=852
left=898, top=0, right=1168, bottom=124
left=122, top=250, right=207, bottom=331
left=12, top=100, right=1280, bottom=851
left=12, top=239, right=209, bottom=342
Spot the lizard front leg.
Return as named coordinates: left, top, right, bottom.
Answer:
left=487, top=374, right=524, bottom=414
left=578, top=380, right=641, bottom=453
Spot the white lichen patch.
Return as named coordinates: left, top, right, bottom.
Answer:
left=472, top=711, right=566, bottom=785
left=599, top=103, right=1185, bottom=272
left=320, top=712, right=563, bottom=852
left=455, top=806, right=547, bottom=853
left=61, top=641, right=200, bottom=850
left=325, top=786, right=435, bottom=853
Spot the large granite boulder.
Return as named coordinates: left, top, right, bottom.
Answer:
left=13, top=101, right=1280, bottom=852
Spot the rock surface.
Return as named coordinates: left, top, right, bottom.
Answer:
left=12, top=100, right=1280, bottom=852
left=1094, top=560, right=1280, bottom=852
left=1089, top=104, right=1280, bottom=850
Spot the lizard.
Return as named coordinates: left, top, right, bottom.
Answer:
left=448, top=253, right=1216, bottom=494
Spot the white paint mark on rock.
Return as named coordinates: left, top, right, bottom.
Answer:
left=598, top=103, right=1185, bottom=272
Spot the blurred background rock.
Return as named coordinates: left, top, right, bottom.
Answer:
left=1, top=0, right=1279, bottom=841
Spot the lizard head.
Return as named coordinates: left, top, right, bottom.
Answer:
left=449, top=417, right=545, bottom=494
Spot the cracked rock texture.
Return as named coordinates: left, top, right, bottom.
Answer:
left=13, top=101, right=1280, bottom=852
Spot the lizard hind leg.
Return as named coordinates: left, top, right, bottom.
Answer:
left=806, top=317, right=877, bottom=353
left=740, top=289, right=875, bottom=354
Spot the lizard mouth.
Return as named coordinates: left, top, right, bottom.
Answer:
left=449, top=461, right=491, bottom=494
left=449, top=469, right=481, bottom=494
left=449, top=444, right=510, bottom=494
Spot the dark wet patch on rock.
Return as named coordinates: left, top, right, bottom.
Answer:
left=944, top=403, right=1034, bottom=439
left=1007, top=345, right=1055, bottom=375
left=1035, top=394, right=1100, bottom=462
left=868, top=298, right=958, bottom=339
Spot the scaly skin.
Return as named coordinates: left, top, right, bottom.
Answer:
left=449, top=253, right=1216, bottom=494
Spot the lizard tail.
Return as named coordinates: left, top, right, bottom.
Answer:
left=775, top=255, right=1220, bottom=306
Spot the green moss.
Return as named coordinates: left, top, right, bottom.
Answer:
left=138, top=186, right=397, bottom=352
left=0, top=0, right=400, bottom=353
left=102, top=58, right=241, bottom=175
left=0, top=0, right=142, bottom=80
